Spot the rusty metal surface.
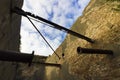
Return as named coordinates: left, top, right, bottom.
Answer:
left=12, top=7, right=94, bottom=43
left=0, top=50, right=34, bottom=64
left=77, top=47, right=113, bottom=55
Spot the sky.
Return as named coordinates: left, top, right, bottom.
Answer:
left=20, top=0, right=90, bottom=56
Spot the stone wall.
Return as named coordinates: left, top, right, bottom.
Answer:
left=45, top=0, right=120, bottom=80
left=1, top=0, right=119, bottom=80
left=0, top=0, right=23, bottom=80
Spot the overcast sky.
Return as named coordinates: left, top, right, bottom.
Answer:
left=20, top=0, right=90, bottom=56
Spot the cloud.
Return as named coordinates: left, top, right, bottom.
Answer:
left=20, top=0, right=90, bottom=56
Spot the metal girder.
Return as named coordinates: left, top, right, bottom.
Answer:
left=12, top=7, right=95, bottom=43
left=77, top=47, right=113, bottom=55
left=0, top=50, right=61, bottom=67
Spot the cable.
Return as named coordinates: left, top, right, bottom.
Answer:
left=28, top=16, right=63, bottom=31
left=12, top=7, right=94, bottom=43
left=29, top=17, right=53, bottom=27
left=25, top=15, right=61, bottom=60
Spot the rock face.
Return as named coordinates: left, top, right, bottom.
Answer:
left=0, top=0, right=23, bottom=80
left=44, top=0, right=120, bottom=80
left=0, top=0, right=120, bottom=80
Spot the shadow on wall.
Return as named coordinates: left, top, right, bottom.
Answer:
left=16, top=64, right=46, bottom=80
left=48, top=62, right=78, bottom=80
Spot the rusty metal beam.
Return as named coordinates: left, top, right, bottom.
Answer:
left=12, top=7, right=95, bottom=43
left=0, top=50, right=61, bottom=67
left=0, top=50, right=34, bottom=66
left=77, top=47, right=113, bottom=55
left=32, top=61, right=61, bottom=68
left=34, top=55, right=48, bottom=59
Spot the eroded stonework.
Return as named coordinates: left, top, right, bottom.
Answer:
left=45, top=0, right=120, bottom=80
left=0, top=0, right=23, bottom=80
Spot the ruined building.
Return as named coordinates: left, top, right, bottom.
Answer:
left=0, top=0, right=23, bottom=80
left=0, top=0, right=120, bottom=80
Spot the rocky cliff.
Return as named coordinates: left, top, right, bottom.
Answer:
left=44, top=0, right=120, bottom=80
left=0, top=0, right=23, bottom=80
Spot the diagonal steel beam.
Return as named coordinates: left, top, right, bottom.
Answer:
left=12, top=7, right=95, bottom=43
